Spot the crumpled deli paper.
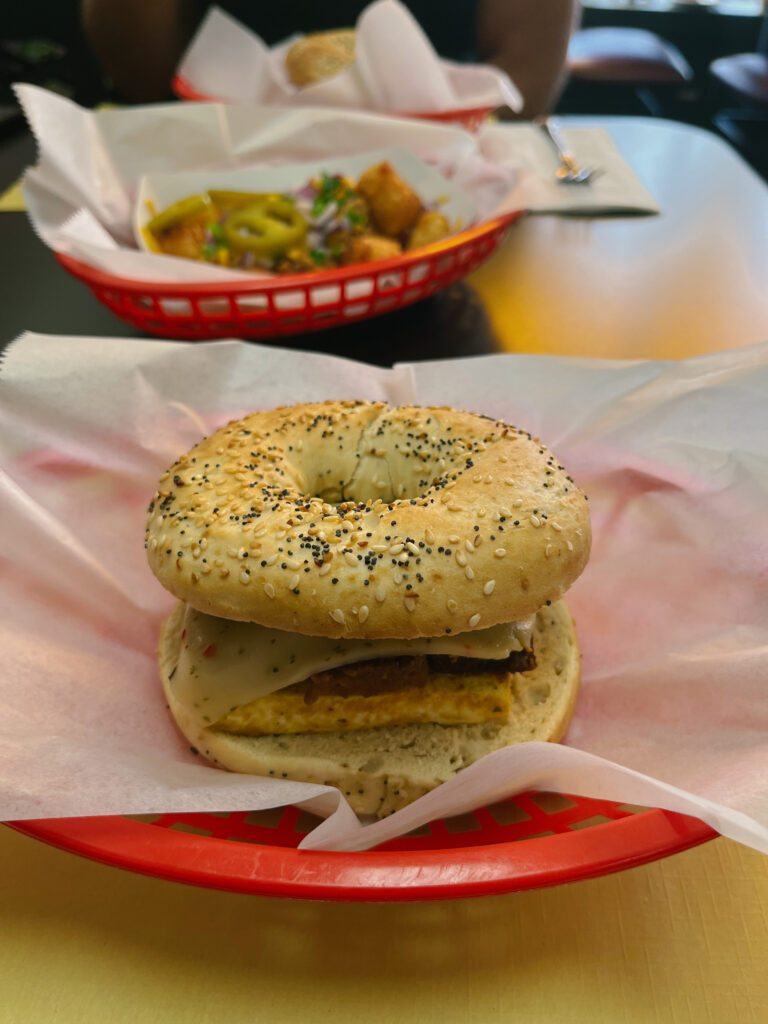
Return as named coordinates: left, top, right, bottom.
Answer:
left=176, top=1, right=522, bottom=113
left=1, top=334, right=765, bottom=853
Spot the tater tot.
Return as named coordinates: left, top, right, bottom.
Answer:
left=340, top=234, right=402, bottom=265
left=407, top=210, right=451, bottom=250
left=356, top=162, right=422, bottom=237
left=157, top=219, right=209, bottom=260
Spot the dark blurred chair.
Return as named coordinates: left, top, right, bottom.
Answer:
left=711, top=53, right=768, bottom=104
left=566, top=26, right=694, bottom=116
left=709, top=13, right=768, bottom=176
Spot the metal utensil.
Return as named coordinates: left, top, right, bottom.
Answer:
left=536, top=118, right=598, bottom=185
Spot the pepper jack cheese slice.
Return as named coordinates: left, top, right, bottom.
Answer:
left=170, top=604, right=534, bottom=731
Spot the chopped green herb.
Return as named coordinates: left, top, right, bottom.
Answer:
left=347, top=209, right=365, bottom=227
left=310, top=249, right=327, bottom=265
left=202, top=243, right=218, bottom=258
left=320, top=172, right=341, bottom=192
left=311, top=196, right=329, bottom=217
left=209, top=222, right=226, bottom=244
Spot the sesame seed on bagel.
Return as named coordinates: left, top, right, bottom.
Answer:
left=145, top=400, right=591, bottom=639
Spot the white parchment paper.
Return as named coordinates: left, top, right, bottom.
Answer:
left=15, top=85, right=660, bottom=285
left=1, top=334, right=765, bottom=853
left=177, top=2, right=522, bottom=114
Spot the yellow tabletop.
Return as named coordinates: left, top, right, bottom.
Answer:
left=2, top=116, right=766, bottom=1023
left=469, top=118, right=768, bottom=360
left=0, top=179, right=23, bottom=212
left=1, top=828, right=765, bottom=1023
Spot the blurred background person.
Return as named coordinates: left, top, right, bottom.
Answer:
left=80, top=0, right=578, bottom=118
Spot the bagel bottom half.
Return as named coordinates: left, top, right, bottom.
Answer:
left=158, top=601, right=580, bottom=817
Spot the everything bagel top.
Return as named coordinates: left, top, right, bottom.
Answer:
left=145, top=401, right=591, bottom=638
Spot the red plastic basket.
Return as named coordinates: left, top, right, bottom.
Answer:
left=5, top=437, right=718, bottom=900
left=55, top=212, right=521, bottom=340
left=6, top=794, right=714, bottom=900
left=172, top=74, right=495, bottom=131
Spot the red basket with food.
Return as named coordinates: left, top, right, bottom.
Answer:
left=1, top=384, right=726, bottom=900
left=172, top=75, right=495, bottom=132
left=58, top=150, right=522, bottom=340
left=57, top=214, right=518, bottom=341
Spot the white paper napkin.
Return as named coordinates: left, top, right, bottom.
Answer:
left=177, top=2, right=523, bottom=113
left=0, top=334, right=766, bottom=855
left=481, top=122, right=660, bottom=216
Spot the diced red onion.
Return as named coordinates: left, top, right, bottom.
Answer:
left=311, top=202, right=338, bottom=228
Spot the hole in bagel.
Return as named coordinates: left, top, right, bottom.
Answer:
left=275, top=410, right=483, bottom=508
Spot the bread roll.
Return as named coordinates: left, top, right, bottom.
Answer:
left=285, top=30, right=356, bottom=87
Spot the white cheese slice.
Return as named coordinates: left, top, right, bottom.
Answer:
left=171, top=604, right=535, bottom=726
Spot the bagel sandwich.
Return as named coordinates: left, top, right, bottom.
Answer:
left=147, top=401, right=591, bottom=816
